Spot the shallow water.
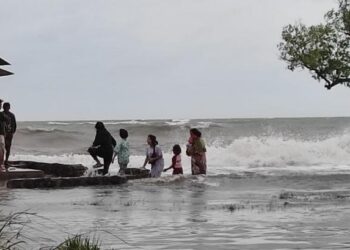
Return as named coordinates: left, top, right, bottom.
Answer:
left=1, top=174, right=350, bottom=249
left=3, top=118, right=350, bottom=249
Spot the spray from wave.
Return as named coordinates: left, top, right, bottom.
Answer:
left=211, top=134, right=350, bottom=166
left=10, top=132, right=350, bottom=176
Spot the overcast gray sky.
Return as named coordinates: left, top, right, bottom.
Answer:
left=0, top=0, right=347, bottom=121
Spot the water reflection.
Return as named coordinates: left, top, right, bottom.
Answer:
left=187, top=183, right=208, bottom=223
left=1, top=175, right=350, bottom=249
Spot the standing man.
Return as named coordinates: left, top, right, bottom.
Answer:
left=2, top=102, right=16, bottom=165
left=0, top=99, right=6, bottom=170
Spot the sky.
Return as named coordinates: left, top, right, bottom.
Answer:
left=0, top=0, right=348, bottom=121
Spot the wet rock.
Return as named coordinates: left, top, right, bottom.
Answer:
left=0, top=168, right=44, bottom=180
left=7, top=175, right=128, bottom=189
left=124, top=168, right=150, bottom=179
left=279, top=192, right=294, bottom=199
left=8, top=161, right=87, bottom=177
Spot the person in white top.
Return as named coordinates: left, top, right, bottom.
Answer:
left=141, top=134, right=164, bottom=178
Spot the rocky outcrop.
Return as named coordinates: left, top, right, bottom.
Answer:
left=7, top=175, right=128, bottom=189
left=7, top=167, right=150, bottom=189
left=5, top=167, right=150, bottom=189
left=124, top=168, right=150, bottom=179
left=0, top=168, right=44, bottom=180
left=8, top=161, right=87, bottom=177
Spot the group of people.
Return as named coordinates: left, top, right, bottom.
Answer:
left=88, top=121, right=207, bottom=177
left=0, top=99, right=16, bottom=171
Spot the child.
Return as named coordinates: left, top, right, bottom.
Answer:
left=163, top=144, right=183, bottom=175
left=112, top=129, right=130, bottom=175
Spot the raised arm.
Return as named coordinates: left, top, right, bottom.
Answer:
left=164, top=156, right=176, bottom=172
left=141, top=156, right=149, bottom=168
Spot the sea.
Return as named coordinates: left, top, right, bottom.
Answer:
left=1, top=118, right=350, bottom=249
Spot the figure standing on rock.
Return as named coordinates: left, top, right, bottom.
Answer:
left=88, top=121, right=116, bottom=175
left=2, top=102, right=16, bottom=166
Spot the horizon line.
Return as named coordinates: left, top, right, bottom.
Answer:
left=16, top=115, right=350, bottom=123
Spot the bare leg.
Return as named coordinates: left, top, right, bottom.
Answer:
left=88, top=147, right=102, bottom=165
left=5, top=144, right=10, bottom=165
left=119, top=163, right=127, bottom=175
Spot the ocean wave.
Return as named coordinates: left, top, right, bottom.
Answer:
left=48, top=120, right=153, bottom=126
left=48, top=119, right=217, bottom=128
left=130, top=174, right=186, bottom=184
left=73, top=120, right=151, bottom=126
left=196, top=121, right=215, bottom=128
left=18, top=127, right=69, bottom=134
left=11, top=132, right=350, bottom=176
left=207, top=134, right=350, bottom=170
left=47, top=121, right=71, bottom=125
left=103, top=120, right=150, bottom=125
left=129, top=174, right=221, bottom=188
left=75, top=121, right=96, bottom=125
left=165, top=119, right=190, bottom=126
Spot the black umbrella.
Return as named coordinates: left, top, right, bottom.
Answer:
left=0, top=57, right=10, bottom=66
left=0, top=68, right=13, bottom=77
left=0, top=57, right=13, bottom=77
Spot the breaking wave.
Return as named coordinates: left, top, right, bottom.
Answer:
left=10, top=132, right=350, bottom=176
left=18, top=127, right=69, bottom=134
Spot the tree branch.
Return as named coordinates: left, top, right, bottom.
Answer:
left=303, top=64, right=336, bottom=89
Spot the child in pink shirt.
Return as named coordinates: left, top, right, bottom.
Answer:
left=163, top=144, right=183, bottom=175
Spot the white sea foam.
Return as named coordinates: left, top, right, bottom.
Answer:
left=11, top=133, right=350, bottom=176
left=20, top=126, right=59, bottom=133
left=165, top=119, right=190, bottom=126
left=196, top=121, right=214, bottom=128
left=130, top=174, right=186, bottom=184
left=47, top=122, right=71, bottom=125
left=207, top=134, right=350, bottom=174
left=103, top=120, right=149, bottom=125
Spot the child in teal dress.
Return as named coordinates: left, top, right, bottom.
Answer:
left=112, top=129, right=130, bottom=175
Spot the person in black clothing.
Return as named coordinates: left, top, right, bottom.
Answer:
left=0, top=99, right=6, bottom=170
left=88, top=121, right=116, bottom=175
left=2, top=102, right=16, bottom=165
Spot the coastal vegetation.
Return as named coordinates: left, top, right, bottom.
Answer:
left=278, top=0, right=350, bottom=90
left=55, top=235, right=100, bottom=250
left=0, top=212, right=100, bottom=250
left=0, top=212, right=29, bottom=250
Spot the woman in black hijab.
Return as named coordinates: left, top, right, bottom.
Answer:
left=88, top=121, right=116, bottom=175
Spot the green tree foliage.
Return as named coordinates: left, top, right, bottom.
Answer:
left=278, top=0, right=350, bottom=89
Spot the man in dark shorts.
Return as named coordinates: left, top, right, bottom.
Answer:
left=88, top=121, right=116, bottom=175
left=2, top=102, right=16, bottom=165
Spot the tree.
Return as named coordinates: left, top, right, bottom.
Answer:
left=278, top=0, right=350, bottom=90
